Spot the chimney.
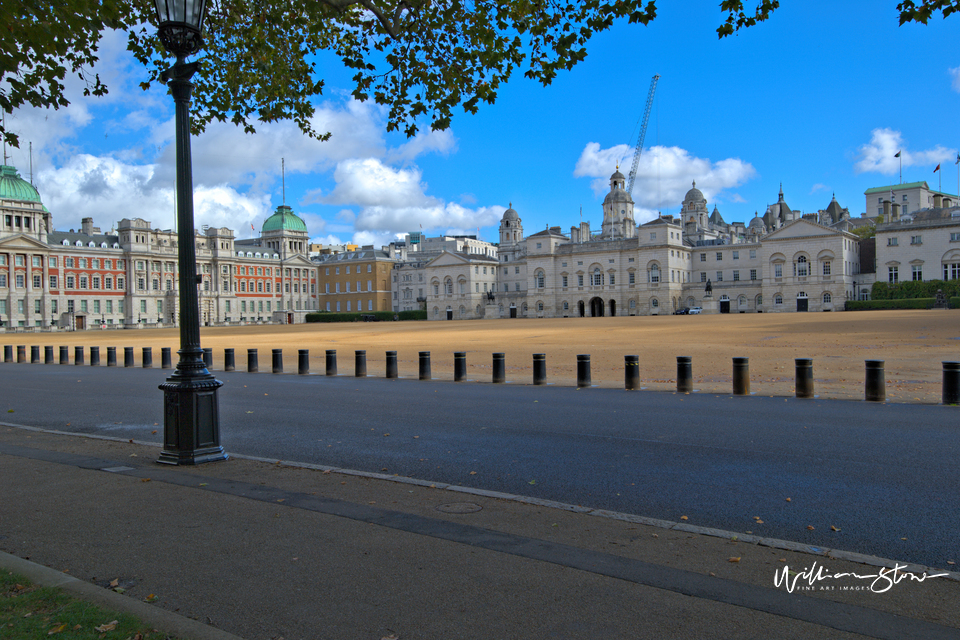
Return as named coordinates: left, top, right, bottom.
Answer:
left=81, top=217, right=94, bottom=235
left=882, top=200, right=890, bottom=221
left=934, top=193, right=943, bottom=208
left=891, top=202, right=900, bottom=220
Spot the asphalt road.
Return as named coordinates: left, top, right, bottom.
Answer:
left=3, top=364, right=957, bottom=569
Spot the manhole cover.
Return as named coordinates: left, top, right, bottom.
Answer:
left=436, top=502, right=482, bottom=514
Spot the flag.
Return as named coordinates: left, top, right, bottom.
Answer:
left=956, top=153, right=959, bottom=165
left=250, top=223, right=255, bottom=232
left=894, top=151, right=901, bottom=158
left=935, top=164, right=941, bottom=173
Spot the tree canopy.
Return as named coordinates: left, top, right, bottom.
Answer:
left=2, top=0, right=958, bottom=148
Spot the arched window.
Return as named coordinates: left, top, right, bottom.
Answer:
left=445, top=278, right=453, bottom=295
left=651, top=298, right=659, bottom=308
left=562, top=301, right=569, bottom=310
left=774, top=294, right=783, bottom=305
left=629, top=299, right=636, bottom=309
left=823, top=292, right=832, bottom=303
left=650, top=264, right=660, bottom=283
left=536, top=270, right=545, bottom=288
left=537, top=301, right=544, bottom=311
left=796, top=255, right=808, bottom=277
left=593, top=268, right=603, bottom=286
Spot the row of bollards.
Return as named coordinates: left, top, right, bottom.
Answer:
left=4, top=343, right=960, bottom=404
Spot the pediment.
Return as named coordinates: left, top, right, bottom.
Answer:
left=763, top=219, right=840, bottom=241
left=0, top=234, right=51, bottom=250
left=426, top=251, right=470, bottom=268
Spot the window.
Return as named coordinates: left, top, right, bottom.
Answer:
left=796, top=256, right=808, bottom=277
left=912, top=265, right=923, bottom=281
left=822, top=262, right=831, bottom=276
left=716, top=252, right=722, bottom=261
left=888, top=237, right=898, bottom=246
left=628, top=272, right=635, bottom=284
left=152, top=279, right=159, bottom=290
left=945, top=263, right=960, bottom=280
left=32, top=256, right=41, bottom=267
left=774, top=294, right=783, bottom=305
left=610, top=274, right=615, bottom=285
left=774, top=263, right=783, bottom=278
left=33, top=275, right=41, bottom=289
left=536, top=242, right=542, bottom=249
left=117, top=277, right=124, bottom=290
left=137, top=277, right=145, bottom=290
left=823, top=292, right=832, bottom=304
left=67, top=300, right=74, bottom=313
left=562, top=275, right=568, bottom=287
left=700, top=253, right=706, bottom=262
left=652, top=298, right=659, bottom=308
left=951, top=233, right=960, bottom=242
left=716, top=271, right=723, bottom=282
left=66, top=276, right=75, bottom=289
left=650, top=264, right=660, bottom=283
left=15, top=255, right=23, bottom=267
left=536, top=271, right=545, bottom=288
left=592, top=268, right=603, bottom=286
left=750, top=269, right=757, bottom=281
left=733, top=251, right=739, bottom=260
left=577, top=275, right=583, bottom=286
left=733, top=270, right=740, bottom=281
left=49, top=275, right=57, bottom=289
left=888, top=266, right=899, bottom=283
left=35, top=299, right=41, bottom=314
left=81, top=300, right=88, bottom=313
left=515, top=282, right=520, bottom=291
left=700, top=273, right=706, bottom=283
left=650, top=233, right=656, bottom=240
left=911, top=235, right=922, bottom=245
left=750, top=250, right=757, bottom=259
left=106, top=300, right=112, bottom=313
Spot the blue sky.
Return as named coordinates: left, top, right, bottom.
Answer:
left=4, top=1, right=960, bottom=246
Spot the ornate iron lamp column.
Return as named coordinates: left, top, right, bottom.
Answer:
left=154, top=0, right=226, bottom=465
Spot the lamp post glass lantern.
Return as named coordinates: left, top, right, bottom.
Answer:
left=155, top=0, right=226, bottom=465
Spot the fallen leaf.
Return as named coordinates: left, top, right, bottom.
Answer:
left=807, top=525, right=815, bottom=530
left=680, top=515, right=688, bottom=521
left=830, top=525, right=840, bottom=532
left=140, top=478, right=151, bottom=483
left=755, top=519, right=764, bottom=524
left=469, top=471, right=477, bottom=475
left=143, top=594, right=158, bottom=603
left=246, top=411, right=254, bottom=414
left=277, top=499, right=285, bottom=503
left=199, top=483, right=208, bottom=486
left=109, top=579, right=119, bottom=587
left=47, top=623, right=67, bottom=635
left=728, top=557, right=741, bottom=563
left=94, top=621, right=118, bottom=632
left=785, top=498, right=791, bottom=502
left=528, top=480, right=537, bottom=485
left=947, top=560, right=955, bottom=565
left=381, top=634, right=399, bottom=640
left=151, top=430, right=157, bottom=434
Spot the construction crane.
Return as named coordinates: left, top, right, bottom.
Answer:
left=625, top=74, right=660, bottom=197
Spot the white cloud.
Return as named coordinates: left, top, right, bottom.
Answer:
left=809, top=183, right=829, bottom=194
left=574, top=142, right=756, bottom=222
left=854, top=128, right=956, bottom=175
left=950, top=66, right=960, bottom=92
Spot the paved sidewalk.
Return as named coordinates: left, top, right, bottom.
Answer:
left=1, top=425, right=958, bottom=640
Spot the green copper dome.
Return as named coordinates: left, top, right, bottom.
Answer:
left=0, top=165, right=41, bottom=203
left=262, top=204, right=307, bottom=233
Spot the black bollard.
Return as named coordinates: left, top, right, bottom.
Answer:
left=326, top=349, right=337, bottom=376
left=17, top=345, right=25, bottom=363
left=624, top=355, right=639, bottom=391
left=59, top=345, right=69, bottom=365
left=45, top=345, right=55, bottom=364
left=142, top=347, right=153, bottom=368
left=533, top=353, right=547, bottom=386
left=74, top=346, right=84, bottom=365
left=272, top=349, right=283, bottom=374
left=224, top=348, right=235, bottom=372
left=4, top=345, right=12, bottom=363
left=161, top=347, right=172, bottom=369
left=942, top=362, right=960, bottom=405
left=577, top=354, right=591, bottom=388
left=419, top=351, right=431, bottom=380
left=492, top=353, right=505, bottom=383
left=106, top=346, right=117, bottom=367
left=454, top=352, right=467, bottom=382
left=676, top=356, right=692, bottom=393
left=247, top=348, right=259, bottom=373
left=732, top=357, right=749, bottom=396
left=298, top=349, right=309, bottom=375
left=89, top=346, right=100, bottom=366
left=865, top=360, right=885, bottom=402
left=30, top=345, right=40, bottom=364
left=355, top=350, right=366, bottom=377
left=203, top=347, right=212, bottom=370
left=795, top=358, right=814, bottom=398
left=386, top=351, right=398, bottom=379
left=124, top=346, right=134, bottom=367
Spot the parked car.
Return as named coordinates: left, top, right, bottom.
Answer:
left=688, top=306, right=703, bottom=314
left=673, top=307, right=689, bottom=315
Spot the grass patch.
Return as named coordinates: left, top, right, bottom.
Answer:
left=1, top=572, right=179, bottom=640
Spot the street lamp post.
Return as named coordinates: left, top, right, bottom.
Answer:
left=154, top=0, right=226, bottom=465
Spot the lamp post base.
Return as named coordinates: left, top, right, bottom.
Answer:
left=158, top=376, right=227, bottom=465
